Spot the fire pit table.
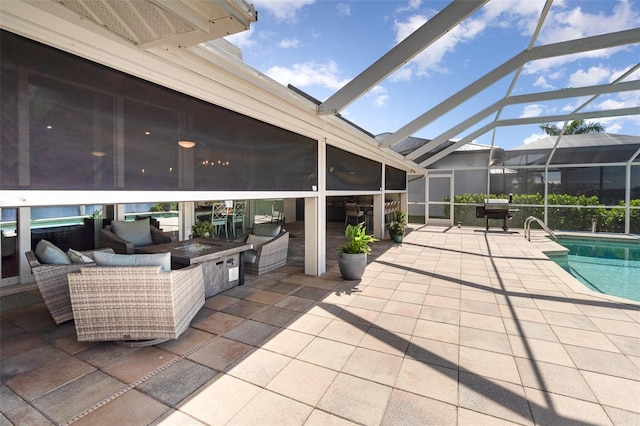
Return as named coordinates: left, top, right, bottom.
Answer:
left=136, top=238, right=252, bottom=298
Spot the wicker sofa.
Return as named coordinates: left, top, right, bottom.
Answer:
left=25, top=248, right=114, bottom=324
left=67, top=264, right=204, bottom=345
left=241, top=223, right=290, bottom=275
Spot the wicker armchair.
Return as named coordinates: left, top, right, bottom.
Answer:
left=241, top=223, right=289, bottom=275
left=68, top=264, right=204, bottom=345
left=25, top=249, right=114, bottom=324
left=98, top=220, right=176, bottom=254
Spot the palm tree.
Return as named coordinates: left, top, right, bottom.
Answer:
left=540, top=119, right=605, bottom=136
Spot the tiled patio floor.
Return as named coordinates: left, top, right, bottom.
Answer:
left=1, top=222, right=639, bottom=425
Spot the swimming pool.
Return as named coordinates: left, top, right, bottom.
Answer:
left=550, top=235, right=640, bottom=302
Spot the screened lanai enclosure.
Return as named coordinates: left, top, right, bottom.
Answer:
left=1, top=0, right=639, bottom=292
left=408, top=134, right=640, bottom=234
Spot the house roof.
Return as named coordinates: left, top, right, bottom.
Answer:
left=510, top=133, right=640, bottom=151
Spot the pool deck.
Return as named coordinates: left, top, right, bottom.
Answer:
left=1, top=222, right=639, bottom=425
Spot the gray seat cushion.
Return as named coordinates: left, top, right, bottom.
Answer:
left=111, top=218, right=153, bottom=247
left=253, top=223, right=281, bottom=237
left=93, top=251, right=171, bottom=272
left=244, top=249, right=257, bottom=264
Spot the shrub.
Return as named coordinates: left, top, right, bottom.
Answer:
left=453, top=193, right=639, bottom=233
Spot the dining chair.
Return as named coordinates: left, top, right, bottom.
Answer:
left=211, top=202, right=229, bottom=238
left=232, top=200, right=246, bottom=236
left=344, top=202, right=364, bottom=226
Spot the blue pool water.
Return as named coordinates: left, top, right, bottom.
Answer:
left=551, top=236, right=640, bottom=302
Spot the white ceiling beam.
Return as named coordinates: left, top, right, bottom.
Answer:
left=385, top=27, right=640, bottom=156
left=400, top=79, right=640, bottom=158
left=494, top=107, right=640, bottom=128
left=419, top=107, right=640, bottom=167
left=317, top=0, right=487, bottom=115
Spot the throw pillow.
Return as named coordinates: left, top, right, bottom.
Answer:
left=111, top=218, right=153, bottom=247
left=35, top=240, right=71, bottom=265
left=246, top=233, right=273, bottom=250
left=67, top=248, right=94, bottom=264
left=93, top=251, right=171, bottom=272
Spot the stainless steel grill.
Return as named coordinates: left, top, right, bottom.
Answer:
left=475, top=198, right=512, bottom=231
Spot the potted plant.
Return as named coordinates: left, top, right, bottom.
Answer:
left=191, top=220, right=215, bottom=238
left=336, top=222, right=378, bottom=280
left=388, top=210, right=407, bottom=243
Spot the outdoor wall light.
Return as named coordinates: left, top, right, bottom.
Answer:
left=91, top=151, right=106, bottom=157
left=178, top=140, right=196, bottom=148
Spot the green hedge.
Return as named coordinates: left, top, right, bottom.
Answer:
left=452, top=193, right=639, bottom=233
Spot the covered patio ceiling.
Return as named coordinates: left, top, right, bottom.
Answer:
left=24, top=0, right=257, bottom=48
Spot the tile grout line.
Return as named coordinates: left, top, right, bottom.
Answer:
left=59, top=277, right=320, bottom=425
left=60, top=334, right=220, bottom=425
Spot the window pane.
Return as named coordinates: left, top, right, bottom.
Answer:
left=385, top=165, right=406, bottom=190
left=1, top=30, right=318, bottom=192
left=327, top=145, right=381, bottom=191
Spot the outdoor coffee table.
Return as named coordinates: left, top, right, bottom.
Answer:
left=136, top=238, right=252, bottom=298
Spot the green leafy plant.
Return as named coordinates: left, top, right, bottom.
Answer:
left=191, top=220, right=215, bottom=238
left=451, top=192, right=640, bottom=232
left=388, top=210, right=407, bottom=236
left=337, top=222, right=378, bottom=255
left=151, top=202, right=177, bottom=212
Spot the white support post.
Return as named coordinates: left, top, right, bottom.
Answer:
left=18, top=207, right=32, bottom=283
left=372, top=194, right=384, bottom=240
left=181, top=201, right=195, bottom=240
left=305, top=197, right=322, bottom=276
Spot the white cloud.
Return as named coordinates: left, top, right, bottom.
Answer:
left=384, top=1, right=638, bottom=84
left=366, top=85, right=389, bottom=108
left=389, top=65, right=413, bottom=82
left=520, top=104, right=545, bottom=118
left=336, top=3, right=351, bottom=17
left=224, top=26, right=256, bottom=49
left=393, top=13, right=486, bottom=77
left=524, top=1, right=640, bottom=75
left=592, top=91, right=640, bottom=132
left=395, top=0, right=422, bottom=14
left=251, top=0, right=316, bottom=22
left=264, top=60, right=350, bottom=91
left=533, top=75, right=553, bottom=89
left=605, top=122, right=623, bottom=133
left=612, top=64, right=640, bottom=82
left=279, top=38, right=301, bottom=49
left=569, top=65, right=613, bottom=87
left=539, top=1, right=640, bottom=45
left=481, top=0, right=543, bottom=33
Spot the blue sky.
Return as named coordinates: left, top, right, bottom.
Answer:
left=226, top=0, right=640, bottom=150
